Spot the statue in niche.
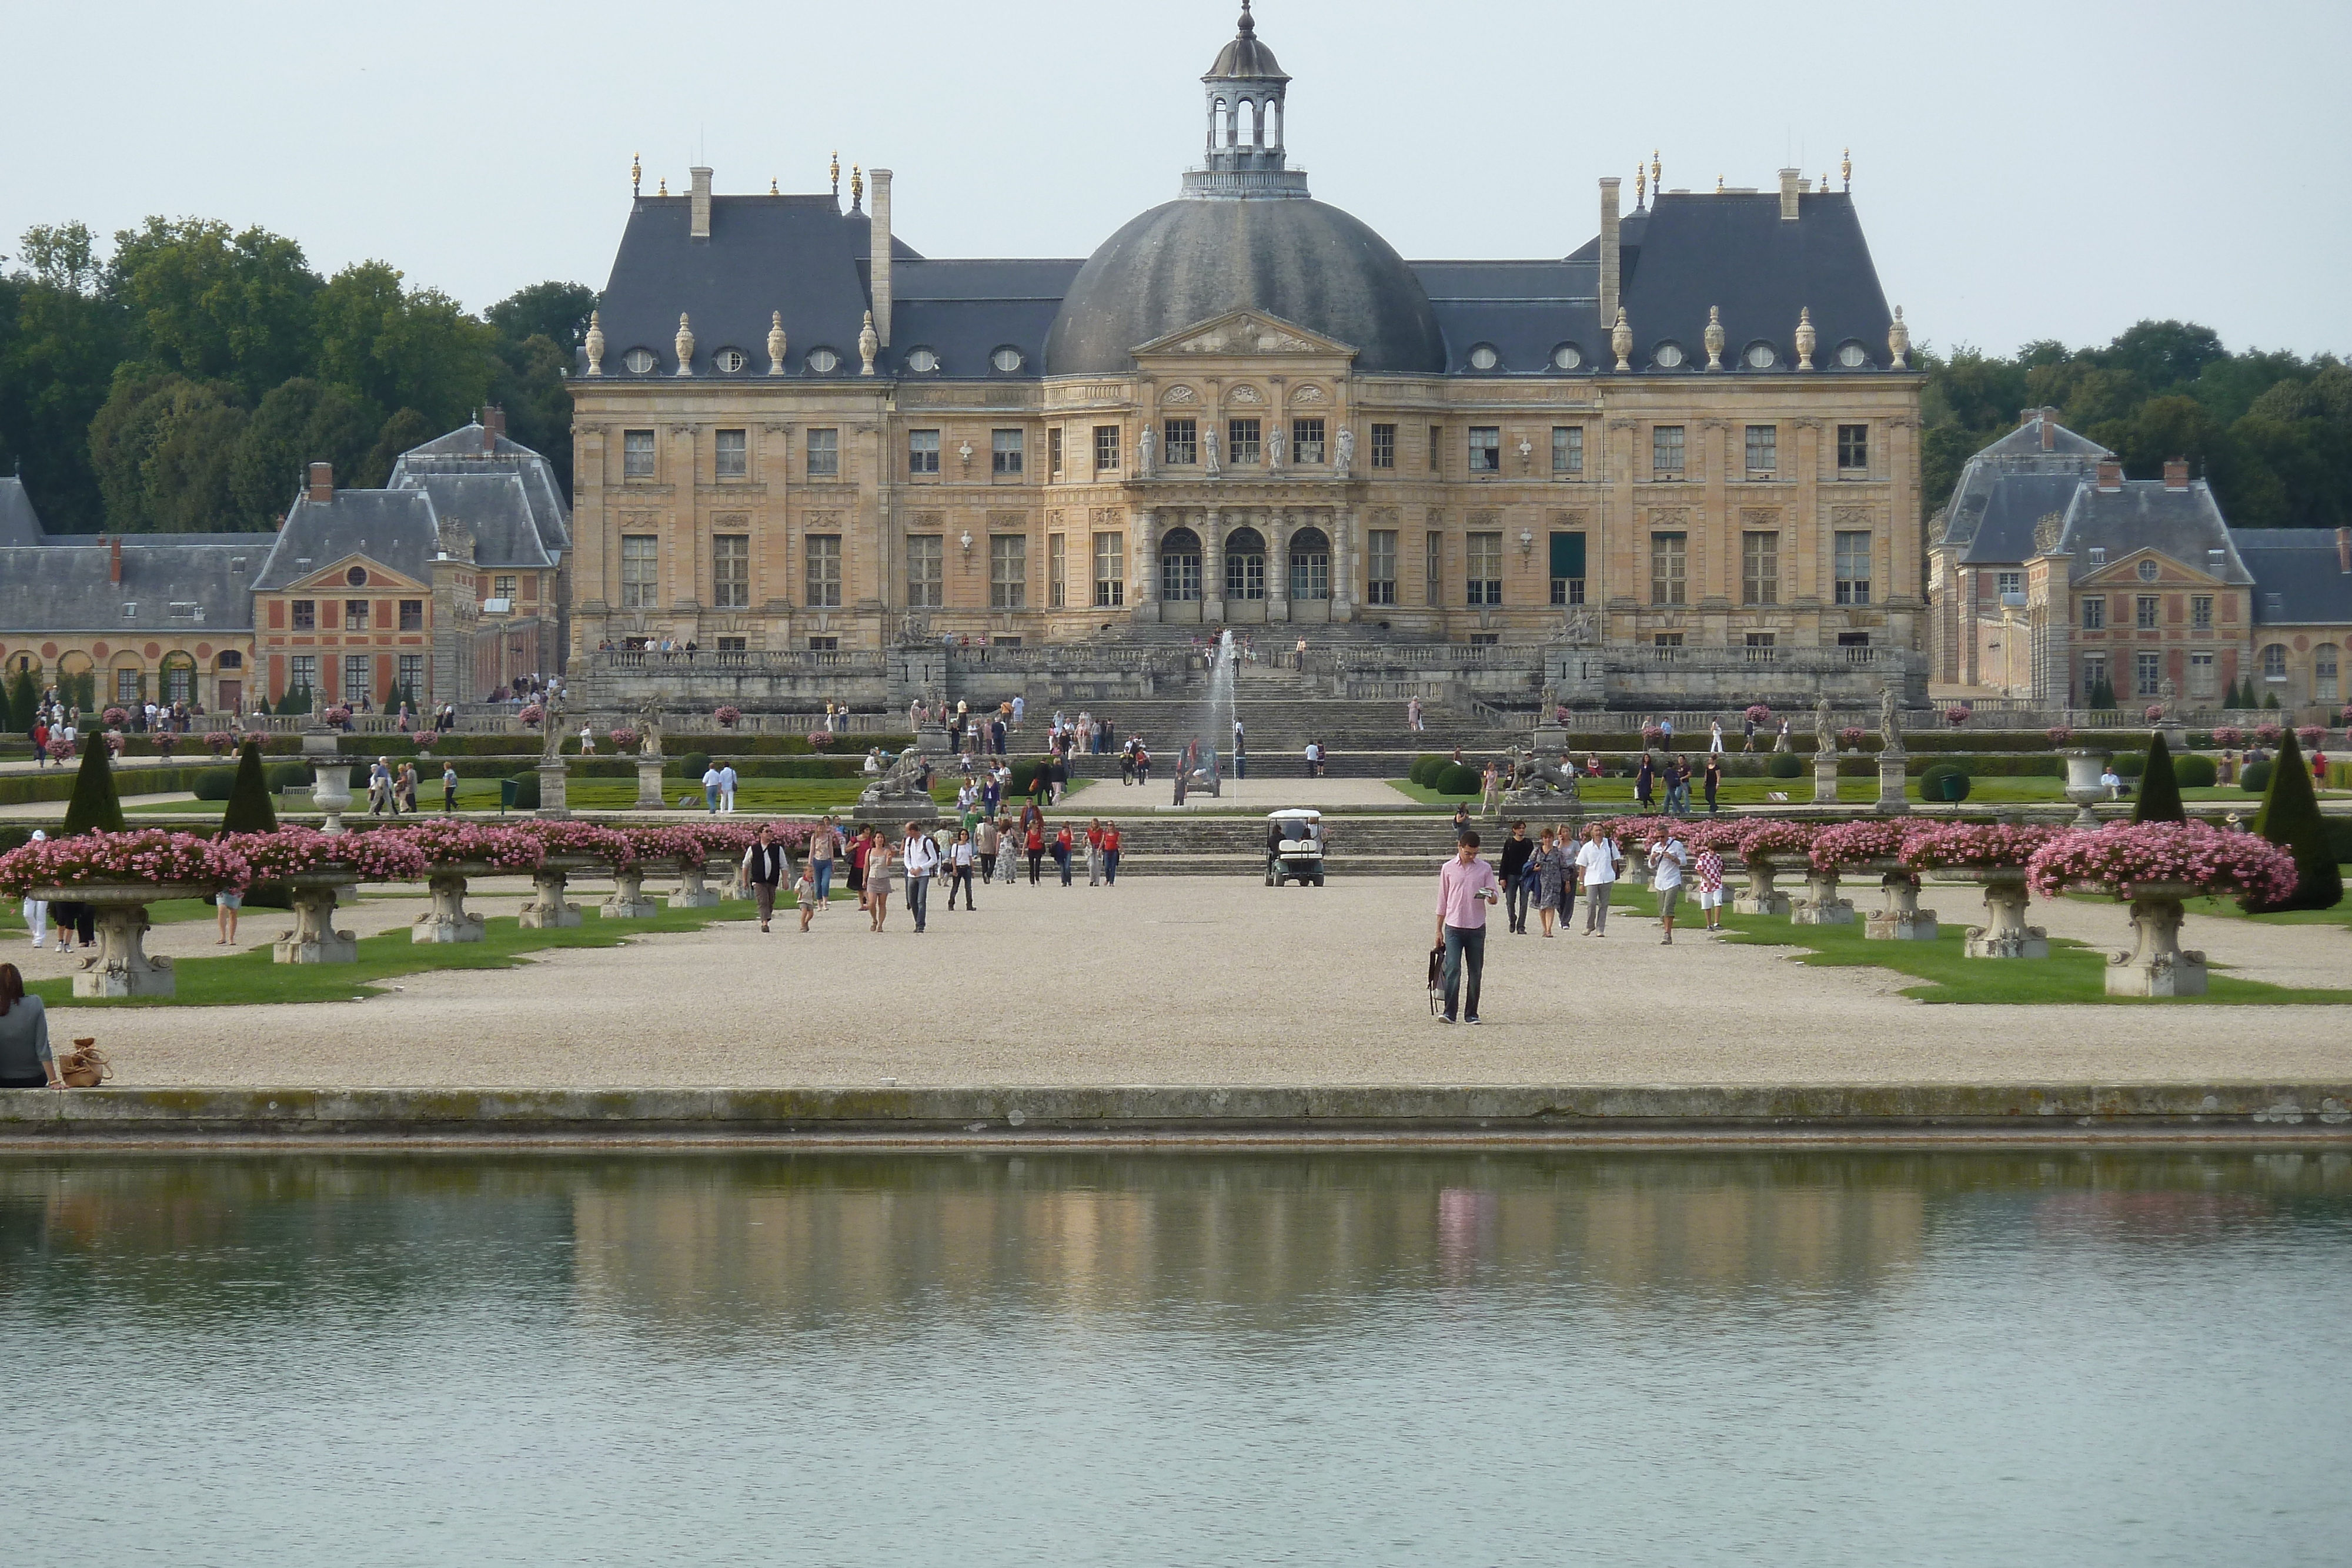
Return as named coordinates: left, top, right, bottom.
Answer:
left=1203, top=425, right=1222, bottom=478
left=1268, top=426, right=1287, bottom=467
left=1138, top=425, right=1157, bottom=479
left=1335, top=426, right=1355, bottom=475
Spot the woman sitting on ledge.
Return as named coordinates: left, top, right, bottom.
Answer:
left=0, top=964, right=64, bottom=1089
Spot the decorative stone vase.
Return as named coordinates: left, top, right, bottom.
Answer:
left=1733, top=854, right=1791, bottom=917
left=311, top=764, right=353, bottom=835
left=1946, top=867, right=2048, bottom=959
left=2060, top=748, right=2108, bottom=828
left=34, top=882, right=213, bottom=999
left=519, top=854, right=592, bottom=930
left=1856, top=860, right=1938, bottom=941
left=412, top=866, right=491, bottom=945
left=670, top=859, right=721, bottom=910
left=602, top=862, right=659, bottom=919
left=1790, top=866, right=1854, bottom=925
left=273, top=873, right=359, bottom=964
left=2102, top=881, right=2208, bottom=997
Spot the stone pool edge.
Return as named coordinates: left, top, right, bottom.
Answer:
left=1, top=1084, right=2347, bottom=1143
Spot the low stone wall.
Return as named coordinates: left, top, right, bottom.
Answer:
left=3, top=1083, right=2344, bottom=1141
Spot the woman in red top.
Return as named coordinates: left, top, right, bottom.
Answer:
left=848, top=827, right=873, bottom=911
left=1084, top=819, right=1105, bottom=885
left=1101, top=823, right=1122, bottom=884
left=1025, top=820, right=1046, bottom=884
left=1053, top=824, right=1075, bottom=886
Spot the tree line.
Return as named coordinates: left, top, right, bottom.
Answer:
left=0, top=217, right=592, bottom=534
left=1920, top=320, right=2352, bottom=530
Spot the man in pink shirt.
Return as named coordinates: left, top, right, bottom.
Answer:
left=1434, top=831, right=1501, bottom=1025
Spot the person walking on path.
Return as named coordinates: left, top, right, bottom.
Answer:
left=848, top=826, right=873, bottom=911
left=970, top=818, right=996, bottom=898
left=743, top=823, right=790, bottom=934
left=1053, top=823, right=1075, bottom=886
left=866, top=834, right=896, bottom=932
left=1102, top=821, right=1122, bottom=884
left=19, top=833, right=48, bottom=950
left=1649, top=826, right=1689, bottom=945
left=1535, top=827, right=1571, bottom=937
left=701, top=763, right=723, bottom=814
left=1025, top=818, right=1046, bottom=884
left=1702, top=755, right=1722, bottom=815
left=1693, top=840, right=1726, bottom=935
left=1575, top=822, right=1622, bottom=935
left=1498, top=822, right=1535, bottom=935
left=717, top=763, right=739, bottom=814
left=1480, top=761, right=1502, bottom=818
left=810, top=818, right=839, bottom=907
left=442, top=762, right=459, bottom=814
left=1709, top=720, right=1724, bottom=754
left=1408, top=695, right=1425, bottom=733
left=948, top=829, right=977, bottom=910
left=1635, top=754, right=1655, bottom=814
left=995, top=816, right=1020, bottom=884
left=793, top=855, right=820, bottom=932
left=1085, top=819, right=1105, bottom=886
left=1433, top=831, right=1500, bottom=1025
left=902, top=822, right=938, bottom=933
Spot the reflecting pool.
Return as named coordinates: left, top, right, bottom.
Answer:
left=5, top=1148, right=2348, bottom=1565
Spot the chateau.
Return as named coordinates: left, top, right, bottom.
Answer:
left=566, top=2, right=1925, bottom=704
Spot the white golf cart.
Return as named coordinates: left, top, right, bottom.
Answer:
left=1265, top=808, right=1325, bottom=887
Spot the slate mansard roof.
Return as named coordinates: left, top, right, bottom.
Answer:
left=2053, top=479, right=2251, bottom=586
left=1937, top=417, right=2117, bottom=567
left=386, top=420, right=572, bottom=561
left=0, top=534, right=260, bottom=639
left=252, top=490, right=444, bottom=593
left=2233, top=529, right=2352, bottom=626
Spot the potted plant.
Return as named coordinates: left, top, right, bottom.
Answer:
left=204, top=729, right=238, bottom=758
left=513, top=820, right=637, bottom=930
left=1811, top=819, right=1928, bottom=938
left=2026, top=823, right=2297, bottom=996
left=609, top=727, right=640, bottom=755
left=228, top=827, right=429, bottom=964
left=714, top=706, right=743, bottom=730
left=2210, top=726, right=2244, bottom=749
left=2045, top=726, right=2075, bottom=747
left=519, top=704, right=546, bottom=729
left=1943, top=705, right=1972, bottom=728
left=1840, top=726, right=1865, bottom=753
left=1732, top=820, right=1813, bottom=916
left=414, top=728, right=440, bottom=758
left=806, top=730, right=836, bottom=751
left=101, top=706, right=131, bottom=730
left=0, top=829, right=250, bottom=998
left=2295, top=725, right=2326, bottom=751
left=1903, top=823, right=2064, bottom=958
left=395, top=820, right=547, bottom=943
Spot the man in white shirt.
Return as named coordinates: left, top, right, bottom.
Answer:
left=1574, top=824, right=1622, bottom=936
left=948, top=828, right=978, bottom=910
left=901, top=822, right=941, bottom=932
left=700, top=764, right=722, bottom=814
left=1649, top=829, right=1689, bottom=944
left=717, top=763, right=739, bottom=813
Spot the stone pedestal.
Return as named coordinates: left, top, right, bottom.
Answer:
left=1874, top=753, right=1910, bottom=815
left=670, top=861, right=722, bottom=909
left=413, top=870, right=486, bottom=944
left=519, top=862, right=583, bottom=930
left=536, top=760, right=570, bottom=820
left=2105, top=885, right=2207, bottom=997
left=635, top=757, right=667, bottom=811
left=273, top=882, right=359, bottom=964
left=916, top=722, right=952, bottom=755
left=1963, top=874, right=2048, bottom=959
left=1862, top=868, right=1938, bottom=942
left=1812, top=753, right=1840, bottom=804
left=79, top=904, right=173, bottom=998
left=1734, top=857, right=1791, bottom=917
left=1791, top=869, right=1854, bottom=925
left=602, top=865, right=659, bottom=918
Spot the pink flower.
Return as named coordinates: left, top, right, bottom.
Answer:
left=396, top=821, right=547, bottom=872
left=2025, top=822, right=2297, bottom=902
left=1809, top=819, right=1916, bottom=870
left=2046, top=726, right=2076, bottom=745
left=609, top=728, right=640, bottom=751
left=2211, top=726, right=2244, bottom=748
left=1736, top=821, right=1818, bottom=862
left=1744, top=704, right=1772, bottom=724
left=519, top=704, right=546, bottom=727
left=1902, top=823, right=2064, bottom=872
left=714, top=706, right=743, bottom=728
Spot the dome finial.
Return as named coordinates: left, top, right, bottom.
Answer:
left=1238, top=1, right=1255, bottom=35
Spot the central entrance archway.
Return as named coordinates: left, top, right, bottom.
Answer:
left=1158, top=526, right=1203, bottom=624
left=1224, top=526, right=1267, bottom=623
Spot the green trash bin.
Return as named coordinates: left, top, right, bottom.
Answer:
left=499, top=777, right=517, bottom=814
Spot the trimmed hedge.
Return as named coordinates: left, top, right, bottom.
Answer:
left=1409, top=754, right=1446, bottom=788
left=1766, top=753, right=1803, bottom=778
left=1919, top=762, right=1972, bottom=803
left=192, top=767, right=239, bottom=802
left=508, top=772, right=542, bottom=810
left=339, top=731, right=917, bottom=760
left=1435, top=763, right=1482, bottom=796
left=2113, top=753, right=2145, bottom=778
left=2174, top=753, right=2219, bottom=788
left=2241, top=760, right=2274, bottom=793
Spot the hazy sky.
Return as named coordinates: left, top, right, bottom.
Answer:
left=6, top=0, right=2347, bottom=360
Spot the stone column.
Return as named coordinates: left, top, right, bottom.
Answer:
left=1331, top=506, right=1354, bottom=623
left=1268, top=506, right=1290, bottom=621
left=1204, top=507, right=1225, bottom=621
left=1135, top=506, right=1158, bottom=622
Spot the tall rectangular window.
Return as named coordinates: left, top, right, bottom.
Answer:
left=1227, top=418, right=1261, bottom=465
left=907, top=534, right=943, bottom=609
left=623, top=429, right=655, bottom=479
left=908, top=429, right=941, bottom=475
left=991, top=535, right=1027, bottom=609
left=2191, top=594, right=2213, bottom=630
left=620, top=534, right=659, bottom=610
left=1048, top=533, right=1066, bottom=609
left=1741, top=531, right=1780, bottom=605
left=712, top=533, right=750, bottom=609
left=1997, top=570, right=2023, bottom=597
left=396, top=654, right=423, bottom=698
left=1745, top=424, right=1776, bottom=473
left=1093, top=533, right=1124, bottom=607
left=1428, top=425, right=1442, bottom=473
left=1292, top=417, right=1326, bottom=464
left=2136, top=651, right=2162, bottom=695
left=992, top=429, right=1024, bottom=476
left=345, top=600, right=370, bottom=631
left=1425, top=530, right=1443, bottom=606
left=1652, top=426, right=1686, bottom=474
left=1468, top=427, right=1501, bottom=473
left=714, top=429, right=747, bottom=478
left=1834, top=530, right=1873, bottom=604
left=2080, top=654, right=2107, bottom=700
left=1466, top=532, right=1502, bottom=606
left=1093, top=424, right=1120, bottom=472
left=492, top=575, right=516, bottom=601
left=343, top=654, right=373, bottom=704
left=1838, top=423, right=1870, bottom=473
left=1650, top=531, right=1688, bottom=606
left=806, top=427, right=838, bottom=478
left=1162, top=418, right=1198, bottom=465
left=1371, top=423, right=1396, bottom=469
left=1049, top=427, right=1063, bottom=476
left=2082, top=597, right=2106, bottom=630
left=291, top=599, right=315, bottom=630
left=1549, top=531, right=1586, bottom=606
left=398, top=599, right=423, bottom=631
left=288, top=654, right=316, bottom=694
left=805, top=534, right=841, bottom=607
left=2190, top=650, right=2217, bottom=697
left=1552, top=426, right=1583, bottom=474
left=2136, top=594, right=2160, bottom=629
left=1367, top=529, right=1397, bottom=604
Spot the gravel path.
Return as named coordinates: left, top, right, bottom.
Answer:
left=26, top=875, right=2348, bottom=1092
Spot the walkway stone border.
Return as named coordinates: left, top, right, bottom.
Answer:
left=1, top=1084, right=2346, bottom=1142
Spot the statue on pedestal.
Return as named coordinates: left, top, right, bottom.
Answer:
left=636, top=701, right=664, bottom=758
left=540, top=687, right=565, bottom=764
left=1878, top=684, right=1902, bottom=753
left=1815, top=696, right=1835, bottom=754
left=1138, top=425, right=1157, bottom=479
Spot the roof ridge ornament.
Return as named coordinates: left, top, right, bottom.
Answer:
left=1842, top=148, right=1852, bottom=191
left=631, top=154, right=641, bottom=197
left=1635, top=162, right=1645, bottom=207
left=767, top=312, right=787, bottom=376
left=1704, top=306, right=1725, bottom=371
left=1611, top=307, right=1632, bottom=372
left=830, top=151, right=840, bottom=200
left=1888, top=306, right=1910, bottom=370
left=1795, top=307, right=1816, bottom=371
left=858, top=312, right=878, bottom=376
left=850, top=165, right=864, bottom=210
left=674, top=313, right=694, bottom=376
left=1651, top=150, right=1662, bottom=190
left=584, top=311, right=604, bottom=377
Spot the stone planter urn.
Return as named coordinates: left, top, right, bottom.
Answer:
left=1790, top=865, right=1854, bottom=925
left=519, top=853, right=592, bottom=930
left=1855, top=859, right=1938, bottom=941
left=1733, top=854, right=1791, bottom=917
left=670, top=858, right=722, bottom=909
left=2060, top=748, right=2109, bottom=828
left=412, top=865, right=496, bottom=944
left=2102, top=880, right=2208, bottom=997
left=273, top=872, right=359, bottom=964
left=310, top=763, right=354, bottom=834
left=602, top=860, right=660, bottom=919
left=34, top=881, right=213, bottom=998
left=1945, top=867, right=2049, bottom=959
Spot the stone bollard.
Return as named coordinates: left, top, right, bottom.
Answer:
left=602, top=862, right=659, bottom=918
left=273, top=881, right=359, bottom=964
left=413, top=871, right=486, bottom=944
left=670, top=860, right=722, bottom=909
left=1733, top=855, right=1791, bottom=917
left=1790, top=867, right=1854, bottom=925
left=519, top=861, right=584, bottom=930
left=1862, top=868, right=1938, bottom=941
left=1963, top=873, right=2048, bottom=959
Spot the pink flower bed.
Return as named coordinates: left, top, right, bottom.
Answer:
left=1744, top=704, right=1772, bottom=725
left=2025, top=822, right=2297, bottom=902
left=1736, top=820, right=1817, bottom=861
left=609, top=728, right=640, bottom=752
left=204, top=730, right=238, bottom=754
left=1900, top=823, right=2064, bottom=872
left=714, top=706, right=743, bottom=728
left=325, top=706, right=353, bottom=726
left=414, top=730, right=442, bottom=748
left=2210, top=726, right=2244, bottom=747
left=102, top=706, right=130, bottom=728
left=519, top=704, right=546, bottom=727
left=1809, top=819, right=1915, bottom=870
left=1839, top=727, right=1865, bottom=749
left=45, top=737, right=74, bottom=761
left=806, top=730, right=835, bottom=750
left=1663, top=819, right=1747, bottom=853
left=0, top=830, right=250, bottom=898
left=2296, top=726, right=2325, bottom=749
left=519, top=821, right=637, bottom=864
left=396, top=821, right=546, bottom=872
left=226, top=827, right=429, bottom=882
left=1639, top=724, right=1666, bottom=747
left=2254, top=724, right=2283, bottom=747
left=624, top=825, right=710, bottom=867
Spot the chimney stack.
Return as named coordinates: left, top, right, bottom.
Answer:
left=108, top=536, right=122, bottom=586
left=1778, top=167, right=1802, bottom=220
left=482, top=404, right=505, bottom=449
left=689, top=165, right=712, bottom=240
left=308, top=462, right=333, bottom=503
left=868, top=168, right=893, bottom=348
left=1598, top=177, right=1622, bottom=330
left=2096, top=457, right=2123, bottom=491
left=2040, top=410, right=2056, bottom=451
left=2163, top=456, right=2189, bottom=490
left=2337, top=527, right=2349, bottom=573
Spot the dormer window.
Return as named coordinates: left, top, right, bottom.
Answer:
left=906, top=347, right=941, bottom=373
left=1466, top=345, right=1500, bottom=372
left=713, top=347, right=747, bottom=373
left=622, top=347, right=657, bottom=375
left=991, top=346, right=1025, bottom=373
left=806, top=347, right=840, bottom=375
left=1836, top=341, right=1869, bottom=368
left=1743, top=342, right=1777, bottom=369
left=2087, top=547, right=2107, bottom=567
left=1652, top=342, right=1686, bottom=369
left=1551, top=343, right=1583, bottom=370
left=121, top=603, right=138, bottom=618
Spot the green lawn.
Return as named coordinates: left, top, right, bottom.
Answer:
left=1, top=897, right=219, bottom=932
left=121, top=774, right=1075, bottom=818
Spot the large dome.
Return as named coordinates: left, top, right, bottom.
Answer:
left=1044, top=196, right=1446, bottom=376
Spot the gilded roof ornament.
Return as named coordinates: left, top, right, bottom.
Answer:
left=1634, top=164, right=1646, bottom=206
left=1842, top=148, right=1852, bottom=190
left=851, top=165, right=864, bottom=209
left=1651, top=149, right=1662, bottom=188
left=631, top=154, right=642, bottom=196
left=830, top=151, right=840, bottom=198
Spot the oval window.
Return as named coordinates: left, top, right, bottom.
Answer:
left=1745, top=342, right=1776, bottom=369
left=714, top=347, right=747, bottom=373
left=806, top=348, right=840, bottom=374
left=906, top=347, right=940, bottom=373
left=1653, top=342, right=1686, bottom=369
left=346, top=567, right=368, bottom=587
left=991, top=346, right=1024, bottom=373
left=1468, top=345, right=1499, bottom=371
left=622, top=347, right=656, bottom=375
left=1837, top=341, right=1869, bottom=368
left=2137, top=560, right=2159, bottom=581
left=1552, top=343, right=1583, bottom=370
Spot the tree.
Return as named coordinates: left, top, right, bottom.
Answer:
left=228, top=377, right=377, bottom=524
left=105, top=217, right=320, bottom=401
left=358, top=406, right=435, bottom=487
left=2246, top=729, right=2343, bottom=912
left=61, top=731, right=125, bottom=835
left=2132, top=731, right=2184, bottom=824
left=5, top=666, right=35, bottom=733
left=216, top=740, right=278, bottom=835
left=488, top=332, right=575, bottom=493
left=0, top=222, right=130, bottom=532
left=86, top=371, right=252, bottom=532
left=2103, top=320, right=2229, bottom=391
left=487, top=282, right=596, bottom=353
left=313, top=260, right=496, bottom=434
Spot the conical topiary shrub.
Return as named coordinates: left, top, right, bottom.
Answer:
left=5, top=667, right=35, bottom=733
left=61, top=732, right=125, bottom=835
left=2132, top=730, right=2185, bottom=824
left=218, top=740, right=279, bottom=836
left=2247, top=729, right=2343, bottom=912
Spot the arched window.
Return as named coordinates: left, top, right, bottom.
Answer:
left=1288, top=526, right=1331, bottom=600
left=1224, top=526, right=1267, bottom=601
left=1159, top=527, right=1203, bottom=603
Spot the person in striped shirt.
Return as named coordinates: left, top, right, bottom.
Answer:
left=1693, top=842, right=1726, bottom=936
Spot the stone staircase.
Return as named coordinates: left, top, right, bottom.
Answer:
left=1068, top=811, right=1463, bottom=878
left=1028, top=697, right=1491, bottom=753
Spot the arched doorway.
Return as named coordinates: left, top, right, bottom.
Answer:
left=1288, top=526, right=1331, bottom=601
left=1224, top=526, right=1267, bottom=622
left=1159, top=527, right=1203, bottom=624
left=159, top=651, right=196, bottom=707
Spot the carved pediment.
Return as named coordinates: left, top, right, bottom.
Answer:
left=1132, top=309, right=1359, bottom=360
left=1161, top=384, right=1200, bottom=404
left=293, top=554, right=425, bottom=593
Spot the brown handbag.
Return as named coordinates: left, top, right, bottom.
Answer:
left=58, top=1038, right=111, bottom=1088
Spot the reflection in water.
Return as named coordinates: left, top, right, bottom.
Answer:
left=4, top=1149, right=2349, bottom=1566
